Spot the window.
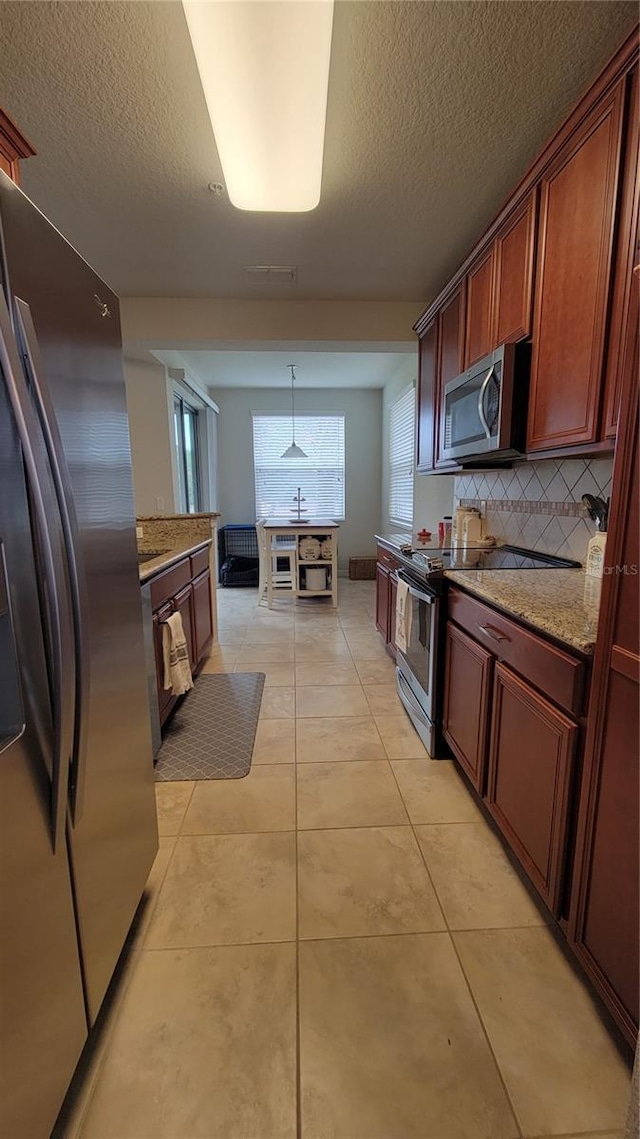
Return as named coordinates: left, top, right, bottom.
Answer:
left=388, top=385, right=415, bottom=526
left=252, top=415, right=345, bottom=519
left=174, top=395, right=202, bottom=513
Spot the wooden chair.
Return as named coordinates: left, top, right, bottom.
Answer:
left=256, top=519, right=297, bottom=608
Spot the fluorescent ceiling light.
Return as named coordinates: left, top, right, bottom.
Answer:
left=182, top=0, right=334, bottom=212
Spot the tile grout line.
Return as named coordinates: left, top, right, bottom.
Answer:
left=387, top=755, right=525, bottom=1139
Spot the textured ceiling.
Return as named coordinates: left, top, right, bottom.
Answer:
left=1, top=1, right=636, bottom=302
left=153, top=348, right=416, bottom=389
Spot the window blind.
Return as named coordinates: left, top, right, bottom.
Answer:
left=252, top=415, right=345, bottom=519
left=388, top=385, right=415, bottom=526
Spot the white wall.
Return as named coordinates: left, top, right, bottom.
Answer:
left=382, top=358, right=454, bottom=537
left=123, top=357, right=177, bottom=515
left=210, top=386, right=382, bottom=571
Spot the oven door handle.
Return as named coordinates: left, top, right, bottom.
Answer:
left=477, top=365, right=495, bottom=440
left=397, top=570, right=436, bottom=603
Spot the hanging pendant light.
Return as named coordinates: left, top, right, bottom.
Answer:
left=281, top=364, right=307, bottom=459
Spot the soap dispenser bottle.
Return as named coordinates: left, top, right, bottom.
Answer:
left=585, top=528, right=607, bottom=578
left=583, top=494, right=609, bottom=578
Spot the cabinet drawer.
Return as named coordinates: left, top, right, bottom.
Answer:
left=150, top=557, right=191, bottom=610
left=376, top=546, right=401, bottom=572
left=190, top=545, right=210, bottom=579
left=448, top=587, right=585, bottom=715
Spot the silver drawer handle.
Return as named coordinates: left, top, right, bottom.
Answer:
left=478, top=623, right=508, bottom=644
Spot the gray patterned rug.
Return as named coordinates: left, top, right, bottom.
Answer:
left=155, top=673, right=265, bottom=781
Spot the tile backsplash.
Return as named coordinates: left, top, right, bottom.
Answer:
left=454, top=457, right=613, bottom=564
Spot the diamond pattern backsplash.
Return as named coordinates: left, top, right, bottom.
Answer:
left=454, top=456, right=613, bottom=564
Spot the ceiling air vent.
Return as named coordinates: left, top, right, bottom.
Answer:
left=243, top=265, right=297, bottom=286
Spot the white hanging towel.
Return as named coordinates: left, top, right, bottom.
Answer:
left=395, top=579, right=412, bottom=655
left=162, top=612, right=194, bottom=696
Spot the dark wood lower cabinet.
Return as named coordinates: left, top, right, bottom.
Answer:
left=148, top=546, right=213, bottom=728
left=153, top=603, right=175, bottom=724
left=388, top=572, right=397, bottom=661
left=486, top=663, right=577, bottom=916
left=375, top=563, right=390, bottom=638
left=193, top=569, right=214, bottom=661
left=375, top=548, right=401, bottom=657
left=443, top=621, right=493, bottom=793
left=173, top=584, right=196, bottom=672
left=568, top=302, right=639, bottom=1047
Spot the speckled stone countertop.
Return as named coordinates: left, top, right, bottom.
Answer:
left=445, top=568, right=601, bottom=655
left=138, top=539, right=211, bottom=584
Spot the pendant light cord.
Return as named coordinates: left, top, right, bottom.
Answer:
left=290, top=364, right=296, bottom=445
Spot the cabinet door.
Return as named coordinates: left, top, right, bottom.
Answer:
left=569, top=320, right=639, bottom=1045
left=439, top=284, right=465, bottom=385
left=464, top=247, right=495, bottom=367
left=192, top=569, right=213, bottom=665
left=153, top=604, right=175, bottom=724
left=416, top=318, right=438, bottom=472
left=602, top=66, right=639, bottom=439
left=388, top=572, right=398, bottom=658
left=375, top=563, right=390, bottom=639
left=173, top=584, right=196, bottom=673
left=492, top=191, right=537, bottom=347
left=527, top=82, right=626, bottom=452
left=487, top=663, right=577, bottom=915
left=443, top=622, right=493, bottom=793
left=435, top=284, right=465, bottom=466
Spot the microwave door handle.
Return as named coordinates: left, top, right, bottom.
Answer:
left=477, top=365, right=495, bottom=440
left=0, top=290, right=74, bottom=853
left=14, top=298, right=89, bottom=825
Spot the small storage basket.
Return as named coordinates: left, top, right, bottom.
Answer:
left=348, top=556, right=377, bottom=580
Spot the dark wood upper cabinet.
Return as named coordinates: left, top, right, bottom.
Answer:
left=464, top=248, right=495, bottom=368
left=0, top=108, right=35, bottom=186
left=443, top=621, right=493, bottom=793
left=527, top=81, right=626, bottom=452
left=415, top=317, right=438, bottom=472
left=492, top=191, right=537, bottom=347
left=439, top=284, right=465, bottom=384
left=487, top=662, right=577, bottom=916
left=602, top=65, right=639, bottom=439
left=413, top=29, right=638, bottom=467
left=435, top=283, right=465, bottom=467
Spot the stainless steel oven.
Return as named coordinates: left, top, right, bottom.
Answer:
left=441, top=342, right=529, bottom=463
left=395, top=568, right=441, bottom=756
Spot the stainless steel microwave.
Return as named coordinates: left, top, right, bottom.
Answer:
left=441, top=343, right=530, bottom=463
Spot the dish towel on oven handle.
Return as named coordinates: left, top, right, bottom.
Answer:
left=395, top=579, right=412, bottom=655
left=162, top=611, right=194, bottom=696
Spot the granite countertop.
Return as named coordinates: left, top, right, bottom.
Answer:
left=445, top=568, right=601, bottom=655
left=375, top=533, right=601, bottom=654
left=138, top=538, right=212, bottom=583
left=137, top=512, right=221, bottom=521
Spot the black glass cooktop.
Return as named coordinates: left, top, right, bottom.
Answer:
left=409, top=544, right=581, bottom=574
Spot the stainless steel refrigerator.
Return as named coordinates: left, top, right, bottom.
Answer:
left=0, top=170, right=158, bottom=1138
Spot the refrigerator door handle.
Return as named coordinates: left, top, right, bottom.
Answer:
left=0, top=290, right=75, bottom=852
left=14, top=297, right=89, bottom=825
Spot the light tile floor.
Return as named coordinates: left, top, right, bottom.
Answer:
left=62, top=581, right=632, bottom=1139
